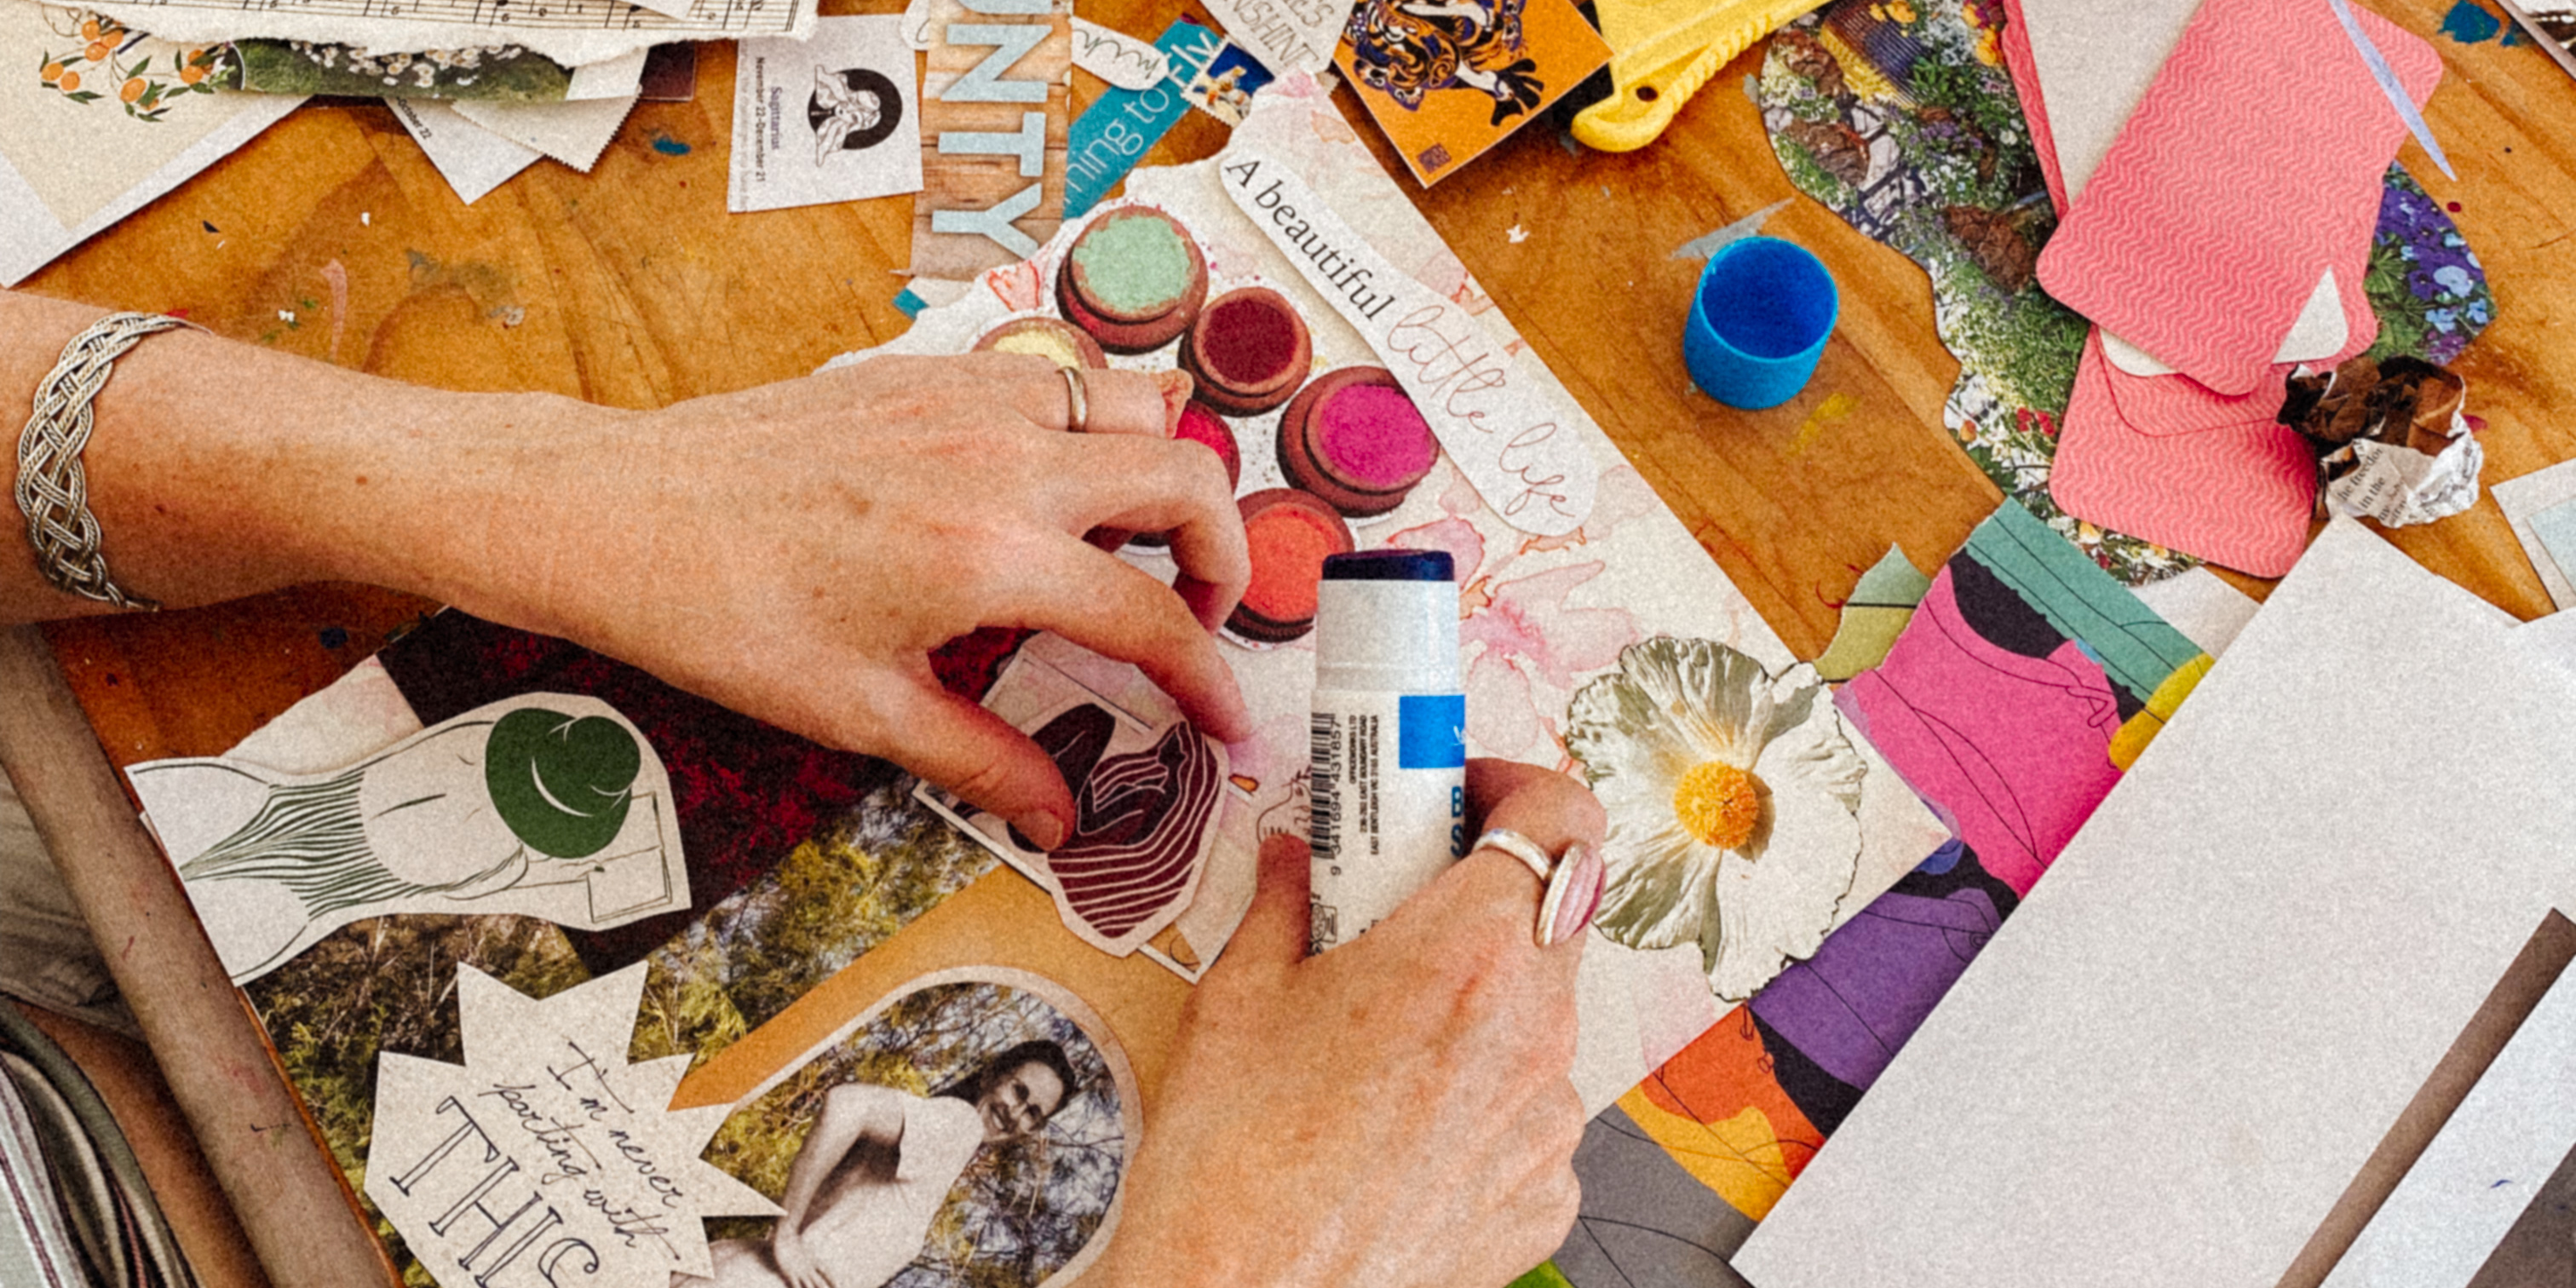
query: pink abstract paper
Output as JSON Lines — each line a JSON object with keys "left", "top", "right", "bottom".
{"left": 2033, "top": 0, "right": 2441, "bottom": 396}
{"left": 1833, "top": 569, "right": 2124, "bottom": 896}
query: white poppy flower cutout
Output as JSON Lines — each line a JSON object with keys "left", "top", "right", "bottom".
{"left": 1565, "top": 637, "right": 1865, "bottom": 1003}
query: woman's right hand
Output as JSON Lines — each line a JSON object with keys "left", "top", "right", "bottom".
{"left": 1095, "top": 760, "right": 1608, "bottom": 1288}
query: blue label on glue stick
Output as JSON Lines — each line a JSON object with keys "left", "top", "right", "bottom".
{"left": 1397, "top": 694, "right": 1466, "bottom": 769}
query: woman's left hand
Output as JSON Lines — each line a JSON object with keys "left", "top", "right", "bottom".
{"left": 354, "top": 354, "right": 1253, "bottom": 848}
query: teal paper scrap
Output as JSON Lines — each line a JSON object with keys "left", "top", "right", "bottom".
{"left": 1067, "top": 20, "right": 1219, "bottom": 217}
{"left": 1964, "top": 500, "right": 2204, "bottom": 702}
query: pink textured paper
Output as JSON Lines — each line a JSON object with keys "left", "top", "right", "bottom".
{"left": 1999, "top": 0, "right": 2383, "bottom": 390}
{"left": 2033, "top": 0, "right": 2441, "bottom": 396}
{"left": 2050, "top": 331, "right": 2319, "bottom": 577}
{"left": 1833, "top": 572, "right": 2124, "bottom": 897}
{"left": 1997, "top": 0, "right": 2069, "bottom": 211}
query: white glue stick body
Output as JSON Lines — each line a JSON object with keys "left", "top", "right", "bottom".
{"left": 1308, "top": 549, "right": 1465, "bottom": 952}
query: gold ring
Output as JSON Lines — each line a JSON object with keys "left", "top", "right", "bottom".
{"left": 1059, "top": 364, "right": 1090, "bottom": 433}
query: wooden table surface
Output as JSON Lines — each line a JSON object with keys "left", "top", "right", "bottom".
{"left": 9, "top": 1, "right": 2574, "bottom": 1282}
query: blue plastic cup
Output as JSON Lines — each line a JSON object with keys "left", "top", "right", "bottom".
{"left": 1685, "top": 235, "right": 1839, "bottom": 410}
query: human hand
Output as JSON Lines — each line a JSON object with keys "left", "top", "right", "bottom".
{"left": 1095, "top": 759, "right": 1608, "bottom": 1288}
{"left": 769, "top": 1225, "right": 826, "bottom": 1288}
{"left": 400, "top": 354, "right": 1251, "bottom": 848}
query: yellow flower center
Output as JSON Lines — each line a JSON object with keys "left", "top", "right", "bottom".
{"left": 1672, "top": 761, "right": 1763, "bottom": 852}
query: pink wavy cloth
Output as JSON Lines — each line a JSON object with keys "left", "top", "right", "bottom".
{"left": 1833, "top": 570, "right": 2125, "bottom": 896}
{"left": 2032, "top": 0, "right": 2441, "bottom": 396}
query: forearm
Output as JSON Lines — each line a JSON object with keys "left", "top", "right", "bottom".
{"left": 0, "top": 289, "right": 608, "bottom": 624}
{"left": 774, "top": 1091, "right": 875, "bottom": 1231}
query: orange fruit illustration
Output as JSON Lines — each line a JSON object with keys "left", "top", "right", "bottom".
{"left": 56, "top": 69, "right": 79, "bottom": 92}
{"left": 78, "top": 17, "right": 98, "bottom": 38}
{"left": 39, "top": 60, "right": 61, "bottom": 83}
{"left": 180, "top": 63, "right": 206, "bottom": 84}
{"left": 83, "top": 40, "right": 109, "bottom": 60}
{"left": 119, "top": 77, "right": 145, "bottom": 102}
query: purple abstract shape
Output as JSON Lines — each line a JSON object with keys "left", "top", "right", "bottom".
{"left": 1748, "top": 886, "right": 2001, "bottom": 1092}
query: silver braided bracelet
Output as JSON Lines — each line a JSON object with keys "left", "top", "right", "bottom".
{"left": 15, "top": 311, "right": 197, "bottom": 611}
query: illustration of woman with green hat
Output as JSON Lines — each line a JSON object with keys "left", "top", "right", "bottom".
{"left": 129, "top": 694, "right": 688, "bottom": 983}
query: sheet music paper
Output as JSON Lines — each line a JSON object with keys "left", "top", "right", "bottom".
{"left": 84, "top": 0, "right": 809, "bottom": 69}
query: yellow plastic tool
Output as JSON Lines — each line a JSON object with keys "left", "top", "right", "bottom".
{"left": 1571, "top": 0, "right": 1831, "bottom": 152}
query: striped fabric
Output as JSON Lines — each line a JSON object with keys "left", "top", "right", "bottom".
{"left": 0, "top": 1047, "right": 91, "bottom": 1287}
{"left": 0, "top": 1002, "right": 197, "bottom": 1288}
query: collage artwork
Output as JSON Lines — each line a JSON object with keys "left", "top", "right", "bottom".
{"left": 109, "top": 3, "right": 2508, "bottom": 1288}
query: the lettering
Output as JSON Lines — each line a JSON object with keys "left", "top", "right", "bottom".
{"left": 932, "top": 183, "right": 1045, "bottom": 256}
{"left": 388, "top": 1098, "right": 502, "bottom": 1198}
{"left": 480, "top": 1083, "right": 600, "bottom": 1186}
{"left": 922, "top": 0, "right": 1065, "bottom": 263}
{"left": 939, "top": 110, "right": 1049, "bottom": 175}
{"left": 941, "top": 22, "right": 1050, "bottom": 102}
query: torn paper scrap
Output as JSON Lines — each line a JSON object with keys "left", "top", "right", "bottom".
{"left": 683, "top": 967, "right": 1140, "bottom": 1288}
{"left": 917, "top": 653, "right": 1237, "bottom": 959}
{"left": 1337, "top": 0, "right": 1611, "bottom": 186}
{"left": 909, "top": 0, "right": 1072, "bottom": 277}
{"left": 390, "top": 96, "right": 542, "bottom": 204}
{"left": 129, "top": 694, "right": 689, "bottom": 983}
{"left": 1200, "top": 0, "right": 1354, "bottom": 73}
{"left": 221, "top": 40, "right": 646, "bottom": 101}
{"left": 1066, "top": 20, "right": 1209, "bottom": 216}
{"left": 2493, "top": 458, "right": 2576, "bottom": 611}
{"left": 366, "top": 963, "right": 777, "bottom": 1286}
{"left": 1566, "top": 638, "right": 1867, "bottom": 1004}
{"left": 1071, "top": 15, "right": 1170, "bottom": 90}
{"left": 0, "top": 3, "right": 303, "bottom": 286}
{"left": 1180, "top": 37, "right": 1276, "bottom": 126}
{"left": 453, "top": 92, "right": 638, "bottom": 172}
{"left": 83, "top": 0, "right": 810, "bottom": 69}
{"left": 732, "top": 16, "right": 922, "bottom": 213}
{"left": 1813, "top": 544, "right": 1929, "bottom": 682}
{"left": 1671, "top": 198, "right": 1791, "bottom": 262}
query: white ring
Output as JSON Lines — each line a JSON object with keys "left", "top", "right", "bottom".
{"left": 1059, "top": 363, "right": 1090, "bottom": 433}
{"left": 1473, "top": 827, "right": 1558, "bottom": 881}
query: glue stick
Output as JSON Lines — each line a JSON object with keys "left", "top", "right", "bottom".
{"left": 1307, "top": 549, "right": 1466, "bottom": 952}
